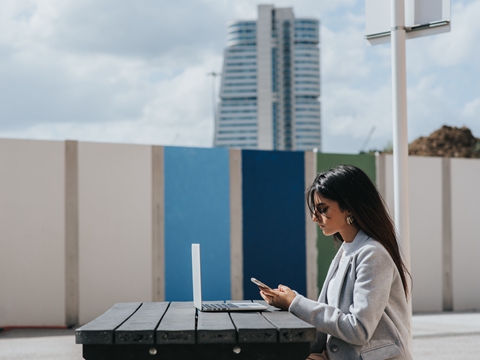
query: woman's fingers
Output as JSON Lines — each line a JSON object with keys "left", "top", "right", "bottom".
{"left": 259, "top": 287, "right": 295, "bottom": 309}
{"left": 259, "top": 290, "right": 270, "bottom": 299}
{"left": 278, "top": 284, "right": 291, "bottom": 292}
{"left": 260, "top": 288, "right": 277, "bottom": 296}
{"left": 259, "top": 290, "right": 275, "bottom": 305}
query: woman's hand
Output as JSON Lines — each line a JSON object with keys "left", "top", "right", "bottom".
{"left": 259, "top": 284, "right": 296, "bottom": 311}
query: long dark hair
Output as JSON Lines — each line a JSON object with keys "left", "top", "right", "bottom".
{"left": 306, "top": 165, "right": 411, "bottom": 298}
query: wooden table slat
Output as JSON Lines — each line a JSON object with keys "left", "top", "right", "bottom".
{"left": 156, "top": 301, "right": 196, "bottom": 344}
{"left": 261, "top": 311, "right": 316, "bottom": 343}
{"left": 115, "top": 302, "right": 169, "bottom": 345}
{"left": 230, "top": 312, "right": 278, "bottom": 343}
{"left": 227, "top": 300, "right": 278, "bottom": 343}
{"left": 75, "top": 302, "right": 142, "bottom": 344}
{"left": 253, "top": 300, "right": 316, "bottom": 343}
{"left": 197, "top": 304, "right": 236, "bottom": 344}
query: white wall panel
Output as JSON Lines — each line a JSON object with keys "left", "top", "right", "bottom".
{"left": 383, "top": 155, "right": 443, "bottom": 312}
{"left": 78, "top": 142, "right": 152, "bottom": 324}
{"left": 450, "top": 158, "right": 480, "bottom": 311}
{"left": 0, "top": 139, "right": 65, "bottom": 326}
{"left": 408, "top": 157, "right": 443, "bottom": 312}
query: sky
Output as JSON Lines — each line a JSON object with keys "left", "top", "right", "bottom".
{"left": 0, "top": 0, "right": 479, "bottom": 154}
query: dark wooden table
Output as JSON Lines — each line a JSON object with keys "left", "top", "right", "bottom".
{"left": 76, "top": 301, "right": 316, "bottom": 360}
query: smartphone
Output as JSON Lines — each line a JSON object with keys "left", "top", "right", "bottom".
{"left": 251, "top": 277, "right": 272, "bottom": 290}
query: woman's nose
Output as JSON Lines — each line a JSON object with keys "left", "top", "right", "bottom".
{"left": 312, "top": 212, "right": 324, "bottom": 224}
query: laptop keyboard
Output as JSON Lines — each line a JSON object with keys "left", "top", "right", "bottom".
{"left": 202, "top": 303, "right": 239, "bottom": 311}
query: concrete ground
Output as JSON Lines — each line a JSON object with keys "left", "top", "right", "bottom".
{"left": 1, "top": 312, "right": 479, "bottom": 360}
{"left": 412, "top": 312, "right": 480, "bottom": 360}
{"left": 0, "top": 329, "right": 82, "bottom": 360}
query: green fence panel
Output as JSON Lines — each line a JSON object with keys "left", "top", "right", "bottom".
{"left": 314, "top": 153, "right": 376, "bottom": 293}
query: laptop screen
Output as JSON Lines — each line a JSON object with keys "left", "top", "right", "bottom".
{"left": 191, "top": 244, "right": 202, "bottom": 309}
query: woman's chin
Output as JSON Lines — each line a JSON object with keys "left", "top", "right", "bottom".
{"left": 321, "top": 228, "right": 332, "bottom": 236}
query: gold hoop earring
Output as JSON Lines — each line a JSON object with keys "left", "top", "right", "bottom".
{"left": 347, "top": 215, "right": 354, "bottom": 225}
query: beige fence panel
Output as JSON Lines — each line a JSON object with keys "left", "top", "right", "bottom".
{"left": 0, "top": 139, "right": 65, "bottom": 326}
{"left": 78, "top": 142, "right": 152, "bottom": 325}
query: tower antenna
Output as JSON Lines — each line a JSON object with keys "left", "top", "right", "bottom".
{"left": 207, "top": 72, "right": 222, "bottom": 147}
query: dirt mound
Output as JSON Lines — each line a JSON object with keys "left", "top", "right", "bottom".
{"left": 409, "top": 125, "right": 480, "bottom": 158}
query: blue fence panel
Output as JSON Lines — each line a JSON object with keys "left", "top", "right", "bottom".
{"left": 164, "top": 147, "right": 231, "bottom": 301}
{"left": 242, "top": 150, "right": 306, "bottom": 299}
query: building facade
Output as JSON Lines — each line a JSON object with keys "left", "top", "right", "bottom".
{"left": 214, "top": 5, "right": 321, "bottom": 151}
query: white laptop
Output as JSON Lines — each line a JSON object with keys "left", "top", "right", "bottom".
{"left": 192, "top": 244, "right": 268, "bottom": 312}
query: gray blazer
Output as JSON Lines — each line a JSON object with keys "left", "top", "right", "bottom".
{"left": 289, "top": 230, "right": 412, "bottom": 360}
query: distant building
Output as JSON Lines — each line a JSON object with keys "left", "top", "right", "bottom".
{"left": 214, "top": 5, "right": 321, "bottom": 151}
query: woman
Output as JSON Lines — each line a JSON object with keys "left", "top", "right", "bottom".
{"left": 259, "top": 165, "right": 412, "bottom": 360}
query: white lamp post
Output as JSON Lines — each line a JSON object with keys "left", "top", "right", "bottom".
{"left": 365, "top": 0, "right": 450, "bottom": 274}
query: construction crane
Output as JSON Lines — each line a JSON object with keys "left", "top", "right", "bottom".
{"left": 360, "top": 126, "right": 376, "bottom": 153}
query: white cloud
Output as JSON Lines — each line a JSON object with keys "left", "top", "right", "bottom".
{"left": 428, "top": 0, "right": 480, "bottom": 67}
{"left": 225, "top": 0, "right": 358, "bottom": 20}
{"left": 407, "top": 75, "right": 455, "bottom": 138}
{"left": 322, "top": 82, "right": 393, "bottom": 152}
{"left": 399, "top": 0, "right": 480, "bottom": 141}
{"left": 0, "top": 51, "right": 222, "bottom": 146}
{"left": 0, "top": 0, "right": 479, "bottom": 152}
{"left": 0, "top": 0, "right": 224, "bottom": 135}
{"left": 406, "top": 0, "right": 480, "bottom": 75}
{"left": 322, "top": 22, "right": 372, "bottom": 86}
{"left": 463, "top": 97, "right": 480, "bottom": 119}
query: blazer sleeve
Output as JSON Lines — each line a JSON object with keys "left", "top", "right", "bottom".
{"left": 289, "top": 244, "right": 396, "bottom": 346}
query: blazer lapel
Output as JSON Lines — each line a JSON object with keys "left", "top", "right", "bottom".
{"left": 317, "top": 231, "right": 372, "bottom": 304}
{"left": 326, "top": 230, "right": 371, "bottom": 307}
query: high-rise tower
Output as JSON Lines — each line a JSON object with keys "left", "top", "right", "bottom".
{"left": 214, "top": 5, "right": 321, "bottom": 151}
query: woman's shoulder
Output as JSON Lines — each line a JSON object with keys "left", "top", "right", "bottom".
{"left": 363, "top": 237, "right": 388, "bottom": 252}
{"left": 351, "top": 234, "right": 394, "bottom": 265}
{"left": 347, "top": 230, "right": 387, "bottom": 253}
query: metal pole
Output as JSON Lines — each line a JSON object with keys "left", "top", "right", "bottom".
{"left": 391, "top": 0, "right": 412, "bottom": 334}
{"left": 391, "top": 0, "right": 410, "bottom": 265}
{"left": 211, "top": 73, "right": 216, "bottom": 127}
